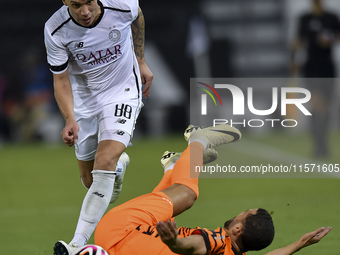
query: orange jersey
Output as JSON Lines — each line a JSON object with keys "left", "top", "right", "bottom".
{"left": 112, "top": 225, "right": 245, "bottom": 255}
{"left": 96, "top": 192, "right": 245, "bottom": 255}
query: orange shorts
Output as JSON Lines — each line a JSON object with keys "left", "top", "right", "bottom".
{"left": 95, "top": 192, "right": 173, "bottom": 255}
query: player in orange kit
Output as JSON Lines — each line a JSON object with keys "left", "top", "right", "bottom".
{"left": 95, "top": 124, "right": 331, "bottom": 255}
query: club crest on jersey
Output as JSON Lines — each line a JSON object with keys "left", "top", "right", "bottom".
{"left": 109, "top": 29, "right": 121, "bottom": 42}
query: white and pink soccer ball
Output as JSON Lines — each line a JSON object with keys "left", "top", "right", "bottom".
{"left": 71, "top": 245, "right": 109, "bottom": 255}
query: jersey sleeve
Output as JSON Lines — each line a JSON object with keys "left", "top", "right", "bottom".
{"left": 107, "top": 0, "right": 139, "bottom": 21}
{"left": 123, "top": 0, "right": 139, "bottom": 20}
{"left": 44, "top": 23, "right": 69, "bottom": 74}
{"left": 177, "top": 227, "right": 228, "bottom": 255}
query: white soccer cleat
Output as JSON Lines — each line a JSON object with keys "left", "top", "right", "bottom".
{"left": 184, "top": 125, "right": 201, "bottom": 142}
{"left": 184, "top": 124, "right": 241, "bottom": 148}
{"left": 53, "top": 241, "right": 79, "bottom": 255}
{"left": 202, "top": 146, "right": 219, "bottom": 164}
{"left": 110, "top": 152, "right": 130, "bottom": 203}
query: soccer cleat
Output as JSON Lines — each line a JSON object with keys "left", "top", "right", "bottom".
{"left": 202, "top": 145, "right": 219, "bottom": 164}
{"left": 184, "top": 125, "right": 201, "bottom": 142}
{"left": 161, "top": 151, "right": 182, "bottom": 169}
{"left": 53, "top": 241, "right": 78, "bottom": 255}
{"left": 184, "top": 124, "right": 241, "bottom": 148}
{"left": 110, "top": 152, "right": 130, "bottom": 203}
{"left": 161, "top": 147, "right": 219, "bottom": 168}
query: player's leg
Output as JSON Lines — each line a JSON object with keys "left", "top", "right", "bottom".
{"left": 152, "top": 170, "right": 173, "bottom": 193}
{"left": 161, "top": 142, "right": 203, "bottom": 216}
{"left": 152, "top": 147, "right": 219, "bottom": 193}
{"left": 69, "top": 128, "right": 131, "bottom": 247}
{"left": 97, "top": 98, "right": 142, "bottom": 202}
{"left": 162, "top": 124, "right": 241, "bottom": 217}
{"left": 152, "top": 151, "right": 181, "bottom": 193}
{"left": 70, "top": 99, "right": 140, "bottom": 250}
{"left": 66, "top": 140, "right": 124, "bottom": 242}
{"left": 309, "top": 80, "right": 332, "bottom": 157}
{"left": 53, "top": 119, "right": 131, "bottom": 255}
{"left": 54, "top": 116, "right": 101, "bottom": 255}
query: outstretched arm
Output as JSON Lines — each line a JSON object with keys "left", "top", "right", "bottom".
{"left": 156, "top": 221, "right": 207, "bottom": 255}
{"left": 131, "top": 7, "right": 153, "bottom": 98}
{"left": 264, "top": 227, "right": 332, "bottom": 255}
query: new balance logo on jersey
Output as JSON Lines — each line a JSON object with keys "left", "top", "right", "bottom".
{"left": 92, "top": 192, "right": 104, "bottom": 198}
{"left": 114, "top": 130, "right": 125, "bottom": 136}
{"left": 75, "top": 42, "right": 84, "bottom": 48}
{"left": 115, "top": 118, "right": 127, "bottom": 124}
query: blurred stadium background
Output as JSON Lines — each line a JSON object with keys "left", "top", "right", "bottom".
{"left": 1, "top": 0, "right": 340, "bottom": 254}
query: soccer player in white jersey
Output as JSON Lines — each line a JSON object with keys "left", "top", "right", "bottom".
{"left": 44, "top": 0, "right": 153, "bottom": 254}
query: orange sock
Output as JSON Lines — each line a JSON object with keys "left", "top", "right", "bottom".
{"left": 152, "top": 170, "right": 173, "bottom": 193}
{"left": 170, "top": 142, "right": 203, "bottom": 198}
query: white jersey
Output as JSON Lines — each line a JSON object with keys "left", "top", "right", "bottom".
{"left": 44, "top": 0, "right": 142, "bottom": 117}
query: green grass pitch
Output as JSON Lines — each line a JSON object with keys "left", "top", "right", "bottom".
{"left": 0, "top": 130, "right": 339, "bottom": 255}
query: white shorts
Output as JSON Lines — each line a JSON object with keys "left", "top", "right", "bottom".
{"left": 74, "top": 99, "right": 143, "bottom": 161}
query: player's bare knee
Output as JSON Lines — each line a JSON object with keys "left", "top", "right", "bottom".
{"left": 185, "top": 189, "right": 197, "bottom": 209}
{"left": 94, "top": 151, "right": 119, "bottom": 171}
{"left": 178, "top": 185, "right": 197, "bottom": 209}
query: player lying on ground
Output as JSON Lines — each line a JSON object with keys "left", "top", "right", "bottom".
{"left": 95, "top": 124, "right": 331, "bottom": 255}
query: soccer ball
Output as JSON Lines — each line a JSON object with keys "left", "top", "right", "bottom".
{"left": 71, "top": 245, "right": 109, "bottom": 255}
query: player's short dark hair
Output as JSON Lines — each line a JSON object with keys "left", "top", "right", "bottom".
{"left": 239, "top": 208, "right": 275, "bottom": 252}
